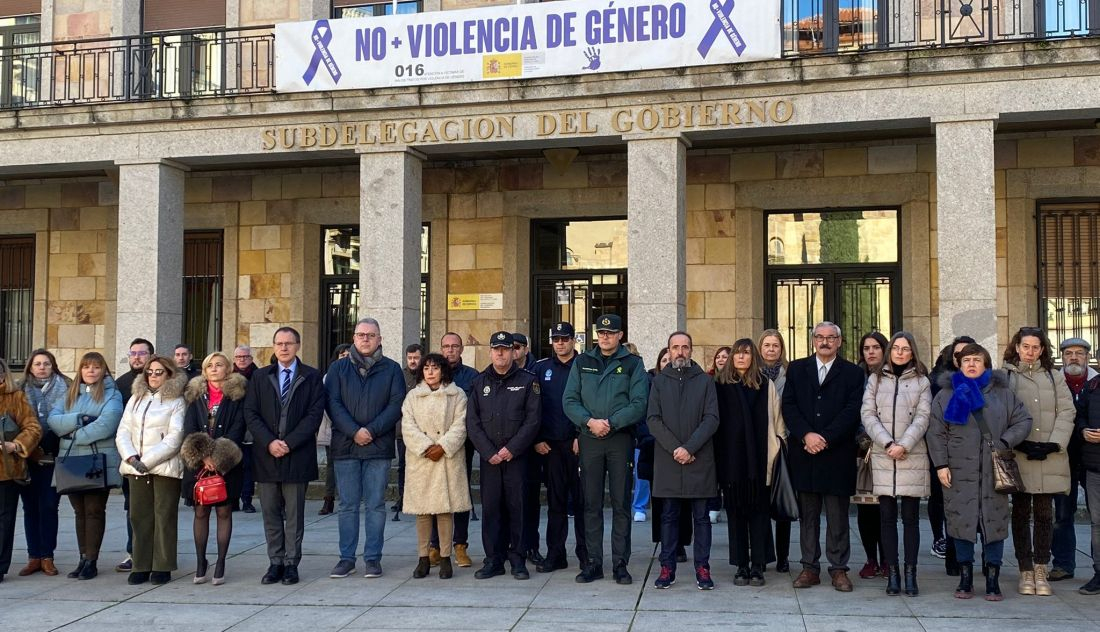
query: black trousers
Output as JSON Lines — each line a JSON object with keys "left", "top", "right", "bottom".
{"left": 879, "top": 495, "right": 920, "bottom": 566}
{"left": 542, "top": 438, "right": 587, "bottom": 564}
{"left": 0, "top": 481, "right": 19, "bottom": 575}
{"left": 857, "top": 503, "right": 885, "bottom": 564}
{"left": 660, "top": 497, "right": 711, "bottom": 571}
{"left": 774, "top": 519, "right": 791, "bottom": 564}
{"left": 480, "top": 457, "right": 526, "bottom": 568}
{"left": 798, "top": 492, "right": 851, "bottom": 573}
{"left": 432, "top": 439, "right": 475, "bottom": 547}
{"left": 522, "top": 449, "right": 546, "bottom": 552}
{"left": 727, "top": 486, "right": 771, "bottom": 569}
{"left": 579, "top": 432, "right": 634, "bottom": 567}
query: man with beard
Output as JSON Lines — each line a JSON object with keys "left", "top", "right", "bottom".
{"left": 112, "top": 337, "right": 153, "bottom": 573}
{"left": 1050, "top": 338, "right": 1098, "bottom": 581}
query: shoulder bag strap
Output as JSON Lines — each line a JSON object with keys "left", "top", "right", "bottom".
{"left": 971, "top": 407, "right": 996, "bottom": 448}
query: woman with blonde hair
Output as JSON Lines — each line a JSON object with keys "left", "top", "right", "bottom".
{"left": 757, "top": 329, "right": 791, "bottom": 572}
{"left": 47, "top": 351, "right": 124, "bottom": 580}
{"left": 116, "top": 355, "right": 187, "bottom": 585}
{"left": 180, "top": 352, "right": 246, "bottom": 585}
{"left": 0, "top": 358, "right": 42, "bottom": 583}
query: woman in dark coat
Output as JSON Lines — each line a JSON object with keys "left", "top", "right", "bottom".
{"left": 928, "top": 342, "right": 1032, "bottom": 601}
{"left": 180, "top": 352, "right": 246, "bottom": 585}
{"left": 855, "top": 331, "right": 889, "bottom": 580}
{"left": 714, "top": 339, "right": 787, "bottom": 586}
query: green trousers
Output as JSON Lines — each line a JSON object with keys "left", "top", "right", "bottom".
{"left": 127, "top": 474, "right": 181, "bottom": 572}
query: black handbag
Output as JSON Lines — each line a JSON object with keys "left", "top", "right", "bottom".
{"left": 0, "top": 414, "right": 30, "bottom": 486}
{"left": 770, "top": 441, "right": 800, "bottom": 521}
{"left": 54, "top": 436, "right": 110, "bottom": 495}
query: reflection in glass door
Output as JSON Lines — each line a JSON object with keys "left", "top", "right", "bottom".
{"left": 532, "top": 274, "right": 627, "bottom": 359}
{"left": 774, "top": 275, "right": 826, "bottom": 361}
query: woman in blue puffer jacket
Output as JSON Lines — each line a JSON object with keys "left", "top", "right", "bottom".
{"left": 47, "top": 351, "right": 124, "bottom": 581}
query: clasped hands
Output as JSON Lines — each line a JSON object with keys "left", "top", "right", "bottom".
{"left": 586, "top": 418, "right": 611, "bottom": 438}
{"left": 672, "top": 447, "right": 695, "bottom": 465}
{"left": 488, "top": 446, "right": 513, "bottom": 465}
{"left": 267, "top": 439, "right": 290, "bottom": 457}
{"left": 803, "top": 432, "right": 828, "bottom": 454}
{"left": 424, "top": 444, "right": 445, "bottom": 462}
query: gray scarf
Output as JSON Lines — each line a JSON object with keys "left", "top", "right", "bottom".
{"left": 347, "top": 346, "right": 384, "bottom": 376}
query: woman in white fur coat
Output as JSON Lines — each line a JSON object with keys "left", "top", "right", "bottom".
{"left": 401, "top": 352, "right": 470, "bottom": 580}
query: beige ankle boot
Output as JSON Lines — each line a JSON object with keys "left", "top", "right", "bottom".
{"left": 1034, "top": 565, "right": 1052, "bottom": 596}
{"left": 1018, "top": 570, "right": 1036, "bottom": 595}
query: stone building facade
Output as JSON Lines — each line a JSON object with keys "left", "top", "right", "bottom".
{"left": 1, "top": 0, "right": 1099, "bottom": 374}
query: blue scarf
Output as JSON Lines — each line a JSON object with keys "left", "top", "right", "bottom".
{"left": 944, "top": 369, "right": 992, "bottom": 425}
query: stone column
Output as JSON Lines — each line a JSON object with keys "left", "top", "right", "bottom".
{"left": 114, "top": 159, "right": 186, "bottom": 373}
{"left": 359, "top": 149, "right": 424, "bottom": 361}
{"left": 627, "top": 135, "right": 688, "bottom": 364}
{"left": 934, "top": 115, "right": 998, "bottom": 353}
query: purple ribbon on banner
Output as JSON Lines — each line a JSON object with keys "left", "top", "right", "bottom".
{"left": 697, "top": 0, "right": 748, "bottom": 58}
{"left": 302, "top": 20, "right": 342, "bottom": 86}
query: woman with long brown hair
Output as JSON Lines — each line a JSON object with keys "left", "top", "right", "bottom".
{"left": 47, "top": 351, "right": 124, "bottom": 580}
{"left": 714, "top": 338, "right": 787, "bottom": 586}
{"left": 0, "top": 358, "right": 41, "bottom": 584}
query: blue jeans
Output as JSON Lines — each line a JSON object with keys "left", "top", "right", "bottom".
{"left": 953, "top": 537, "right": 1004, "bottom": 566}
{"left": 335, "top": 458, "right": 390, "bottom": 563}
{"left": 632, "top": 449, "right": 650, "bottom": 514}
{"left": 1051, "top": 473, "right": 1082, "bottom": 572}
{"left": 18, "top": 462, "right": 60, "bottom": 559}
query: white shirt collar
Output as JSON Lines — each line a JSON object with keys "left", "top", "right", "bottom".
{"left": 815, "top": 356, "right": 836, "bottom": 374}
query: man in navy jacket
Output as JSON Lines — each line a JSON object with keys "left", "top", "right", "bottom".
{"left": 324, "top": 317, "right": 406, "bottom": 580}
{"left": 243, "top": 326, "right": 326, "bottom": 586}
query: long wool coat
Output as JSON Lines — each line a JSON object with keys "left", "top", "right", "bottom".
{"left": 400, "top": 382, "right": 471, "bottom": 515}
{"left": 927, "top": 371, "right": 1033, "bottom": 543}
{"left": 646, "top": 361, "right": 720, "bottom": 499}
{"left": 861, "top": 365, "right": 933, "bottom": 498}
{"left": 1004, "top": 362, "right": 1075, "bottom": 494}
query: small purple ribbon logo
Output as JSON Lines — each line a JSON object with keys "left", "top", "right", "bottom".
{"left": 303, "top": 20, "right": 342, "bottom": 86}
{"left": 698, "top": 0, "right": 747, "bottom": 58}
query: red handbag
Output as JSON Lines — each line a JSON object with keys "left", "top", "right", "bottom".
{"left": 193, "top": 468, "right": 228, "bottom": 506}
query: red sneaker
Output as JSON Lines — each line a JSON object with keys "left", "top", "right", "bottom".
{"left": 858, "top": 562, "right": 878, "bottom": 579}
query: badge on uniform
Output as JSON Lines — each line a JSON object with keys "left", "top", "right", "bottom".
{"left": 483, "top": 385, "right": 491, "bottom": 396}
{"left": 544, "top": 369, "right": 552, "bottom": 381}
{"left": 532, "top": 383, "right": 541, "bottom": 395}
{"left": 616, "top": 366, "right": 623, "bottom": 374}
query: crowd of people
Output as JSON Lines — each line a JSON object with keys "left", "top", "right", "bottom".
{"left": 1, "top": 317, "right": 1099, "bottom": 602}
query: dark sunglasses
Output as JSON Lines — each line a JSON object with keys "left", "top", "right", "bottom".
{"left": 145, "top": 369, "right": 167, "bottom": 377}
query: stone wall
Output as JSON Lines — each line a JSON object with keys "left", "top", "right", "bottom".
{"left": 51, "top": 0, "right": 112, "bottom": 40}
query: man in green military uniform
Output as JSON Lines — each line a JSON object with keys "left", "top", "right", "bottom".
{"left": 563, "top": 314, "right": 650, "bottom": 584}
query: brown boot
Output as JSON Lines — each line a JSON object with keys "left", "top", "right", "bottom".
{"left": 41, "top": 558, "right": 59, "bottom": 576}
{"left": 793, "top": 569, "right": 820, "bottom": 588}
{"left": 454, "top": 543, "right": 472, "bottom": 568}
{"left": 830, "top": 569, "right": 854, "bottom": 592}
{"left": 318, "top": 497, "right": 335, "bottom": 515}
{"left": 428, "top": 546, "right": 442, "bottom": 567}
{"left": 18, "top": 558, "right": 41, "bottom": 576}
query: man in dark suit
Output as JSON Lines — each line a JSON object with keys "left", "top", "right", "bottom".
{"left": 781, "top": 321, "right": 865, "bottom": 592}
{"left": 243, "top": 326, "right": 326, "bottom": 586}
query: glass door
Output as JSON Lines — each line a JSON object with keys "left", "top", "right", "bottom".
{"left": 532, "top": 273, "right": 627, "bottom": 359}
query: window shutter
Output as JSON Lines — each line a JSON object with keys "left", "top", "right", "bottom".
{"left": 143, "top": 0, "right": 226, "bottom": 32}
{"left": 0, "top": 1, "right": 41, "bottom": 18}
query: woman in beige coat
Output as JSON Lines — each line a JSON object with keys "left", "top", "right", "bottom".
{"left": 1002, "top": 327, "right": 1075, "bottom": 597}
{"left": 401, "top": 353, "right": 470, "bottom": 580}
{"left": 861, "top": 332, "right": 932, "bottom": 597}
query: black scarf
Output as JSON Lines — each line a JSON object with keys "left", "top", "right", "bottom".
{"left": 716, "top": 381, "right": 767, "bottom": 507}
{"left": 761, "top": 362, "right": 781, "bottom": 382}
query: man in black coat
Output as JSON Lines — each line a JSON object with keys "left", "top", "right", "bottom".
{"left": 243, "top": 327, "right": 326, "bottom": 586}
{"left": 467, "top": 332, "right": 541, "bottom": 580}
{"left": 781, "top": 321, "right": 864, "bottom": 592}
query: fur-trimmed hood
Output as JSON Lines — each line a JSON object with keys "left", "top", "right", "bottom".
{"left": 180, "top": 432, "right": 243, "bottom": 473}
{"left": 131, "top": 369, "right": 189, "bottom": 402}
{"left": 185, "top": 373, "right": 247, "bottom": 404}
{"left": 935, "top": 368, "right": 1009, "bottom": 391}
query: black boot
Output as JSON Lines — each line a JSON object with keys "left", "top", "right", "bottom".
{"left": 439, "top": 558, "right": 453, "bottom": 579}
{"left": 886, "top": 565, "right": 901, "bottom": 596}
{"left": 945, "top": 539, "right": 960, "bottom": 576}
{"left": 413, "top": 556, "right": 430, "bottom": 579}
{"left": 67, "top": 556, "right": 87, "bottom": 579}
{"left": 904, "top": 564, "right": 918, "bottom": 596}
{"left": 955, "top": 563, "right": 974, "bottom": 599}
{"left": 985, "top": 564, "right": 1003, "bottom": 601}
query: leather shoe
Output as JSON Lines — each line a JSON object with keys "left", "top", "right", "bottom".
{"left": 41, "top": 558, "right": 59, "bottom": 576}
{"left": 18, "top": 558, "right": 41, "bottom": 576}
{"left": 526, "top": 550, "right": 546, "bottom": 567}
{"left": 512, "top": 563, "right": 531, "bottom": 580}
{"left": 830, "top": 569, "right": 854, "bottom": 592}
{"left": 474, "top": 562, "right": 505, "bottom": 579}
{"left": 536, "top": 558, "right": 568, "bottom": 573}
{"left": 575, "top": 563, "right": 604, "bottom": 583}
{"left": 793, "top": 569, "right": 821, "bottom": 588}
{"left": 281, "top": 565, "right": 299, "bottom": 585}
{"left": 261, "top": 564, "right": 285, "bottom": 585}
{"left": 612, "top": 561, "right": 632, "bottom": 585}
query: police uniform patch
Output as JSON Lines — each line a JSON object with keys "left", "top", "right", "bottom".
{"left": 601, "top": 318, "right": 610, "bottom": 326}
{"left": 616, "top": 366, "right": 623, "bottom": 374}
{"left": 544, "top": 369, "right": 553, "bottom": 381}
{"left": 532, "top": 383, "right": 541, "bottom": 395}
{"left": 483, "top": 385, "right": 491, "bottom": 396}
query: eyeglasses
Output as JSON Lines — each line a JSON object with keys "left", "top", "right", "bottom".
{"left": 813, "top": 335, "right": 840, "bottom": 342}
{"left": 144, "top": 369, "right": 166, "bottom": 377}
{"left": 891, "top": 346, "right": 913, "bottom": 353}
{"left": 234, "top": 355, "right": 252, "bottom": 359}
{"left": 550, "top": 336, "right": 573, "bottom": 342}
{"left": 353, "top": 332, "right": 379, "bottom": 340}
{"left": 128, "top": 350, "right": 149, "bottom": 357}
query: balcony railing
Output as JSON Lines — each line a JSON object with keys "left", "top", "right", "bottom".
{"left": 783, "top": 0, "right": 1099, "bottom": 55}
{"left": 0, "top": 5, "right": 1097, "bottom": 112}
{"left": 0, "top": 25, "right": 274, "bottom": 110}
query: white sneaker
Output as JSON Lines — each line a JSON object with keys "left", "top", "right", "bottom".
{"left": 708, "top": 511, "right": 720, "bottom": 524}
{"left": 633, "top": 512, "right": 646, "bottom": 522}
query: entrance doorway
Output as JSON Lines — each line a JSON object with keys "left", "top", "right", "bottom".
{"left": 765, "top": 209, "right": 901, "bottom": 362}
{"left": 530, "top": 219, "right": 628, "bottom": 359}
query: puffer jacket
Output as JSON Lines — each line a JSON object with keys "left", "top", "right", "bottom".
{"left": 116, "top": 371, "right": 187, "bottom": 479}
{"left": 861, "top": 365, "right": 932, "bottom": 498}
{"left": 48, "top": 376, "right": 125, "bottom": 488}
{"left": 1004, "top": 362, "right": 1075, "bottom": 494}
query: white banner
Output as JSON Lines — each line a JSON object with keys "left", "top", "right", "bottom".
{"left": 275, "top": 0, "right": 780, "bottom": 93}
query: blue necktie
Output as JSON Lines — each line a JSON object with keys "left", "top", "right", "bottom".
{"left": 280, "top": 368, "right": 292, "bottom": 403}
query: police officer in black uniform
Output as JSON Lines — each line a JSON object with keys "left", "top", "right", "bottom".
{"left": 528, "top": 322, "right": 588, "bottom": 572}
{"left": 468, "top": 332, "right": 541, "bottom": 580}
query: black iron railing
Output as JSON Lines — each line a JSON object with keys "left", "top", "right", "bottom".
{"left": 0, "top": 25, "right": 274, "bottom": 110}
{"left": 782, "top": 0, "right": 1099, "bottom": 55}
